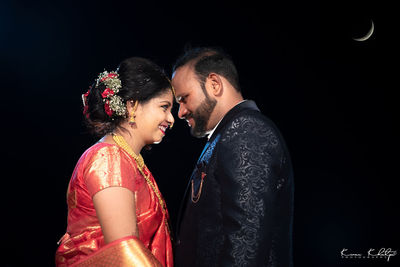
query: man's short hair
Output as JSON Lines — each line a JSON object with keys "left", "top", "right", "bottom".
{"left": 173, "top": 46, "right": 241, "bottom": 92}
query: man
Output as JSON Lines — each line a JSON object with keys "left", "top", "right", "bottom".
{"left": 171, "top": 47, "right": 294, "bottom": 267}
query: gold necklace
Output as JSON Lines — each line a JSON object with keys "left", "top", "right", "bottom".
{"left": 112, "top": 134, "right": 145, "bottom": 169}
{"left": 112, "top": 134, "right": 171, "bottom": 235}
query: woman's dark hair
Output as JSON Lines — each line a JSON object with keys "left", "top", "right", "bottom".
{"left": 172, "top": 46, "right": 241, "bottom": 93}
{"left": 84, "top": 57, "right": 171, "bottom": 136}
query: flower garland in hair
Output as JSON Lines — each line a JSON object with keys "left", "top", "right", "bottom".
{"left": 97, "top": 70, "right": 126, "bottom": 117}
{"left": 82, "top": 70, "right": 127, "bottom": 119}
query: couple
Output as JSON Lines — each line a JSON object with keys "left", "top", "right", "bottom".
{"left": 55, "top": 47, "right": 294, "bottom": 267}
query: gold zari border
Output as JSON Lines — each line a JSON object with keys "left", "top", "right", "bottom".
{"left": 71, "top": 237, "right": 162, "bottom": 267}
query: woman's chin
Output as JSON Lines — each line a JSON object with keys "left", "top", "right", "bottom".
{"left": 153, "top": 137, "right": 164, "bottom": 144}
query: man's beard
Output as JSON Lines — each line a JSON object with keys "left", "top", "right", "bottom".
{"left": 189, "top": 95, "right": 217, "bottom": 138}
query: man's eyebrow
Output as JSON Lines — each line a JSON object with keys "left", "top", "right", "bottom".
{"left": 175, "top": 95, "right": 182, "bottom": 103}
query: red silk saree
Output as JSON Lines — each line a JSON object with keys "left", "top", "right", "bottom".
{"left": 56, "top": 143, "right": 173, "bottom": 266}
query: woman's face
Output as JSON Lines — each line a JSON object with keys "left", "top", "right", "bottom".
{"left": 135, "top": 90, "right": 175, "bottom": 144}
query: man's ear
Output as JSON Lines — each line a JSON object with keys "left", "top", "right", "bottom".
{"left": 206, "top": 73, "right": 223, "bottom": 96}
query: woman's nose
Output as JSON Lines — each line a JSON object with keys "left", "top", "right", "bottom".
{"left": 168, "top": 110, "right": 175, "bottom": 124}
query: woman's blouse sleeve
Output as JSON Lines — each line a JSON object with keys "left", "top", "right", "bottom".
{"left": 84, "top": 145, "right": 139, "bottom": 197}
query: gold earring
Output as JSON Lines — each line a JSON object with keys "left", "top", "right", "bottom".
{"left": 129, "top": 111, "right": 136, "bottom": 125}
{"left": 129, "top": 100, "right": 138, "bottom": 126}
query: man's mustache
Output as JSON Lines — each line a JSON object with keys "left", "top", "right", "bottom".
{"left": 184, "top": 113, "right": 193, "bottom": 120}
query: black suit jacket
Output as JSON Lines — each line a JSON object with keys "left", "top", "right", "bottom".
{"left": 175, "top": 100, "right": 294, "bottom": 267}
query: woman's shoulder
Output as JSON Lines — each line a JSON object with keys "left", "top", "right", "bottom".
{"left": 78, "top": 142, "right": 127, "bottom": 167}
{"left": 86, "top": 142, "right": 120, "bottom": 156}
{"left": 79, "top": 142, "right": 141, "bottom": 196}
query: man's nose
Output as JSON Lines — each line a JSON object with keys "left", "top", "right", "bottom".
{"left": 178, "top": 103, "right": 188, "bottom": 119}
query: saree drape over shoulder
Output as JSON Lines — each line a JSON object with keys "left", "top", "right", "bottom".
{"left": 56, "top": 143, "right": 173, "bottom": 267}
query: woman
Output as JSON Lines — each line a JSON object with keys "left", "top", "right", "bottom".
{"left": 55, "top": 57, "right": 174, "bottom": 267}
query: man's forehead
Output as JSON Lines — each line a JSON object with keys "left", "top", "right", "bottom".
{"left": 171, "top": 65, "right": 197, "bottom": 102}
{"left": 172, "top": 67, "right": 191, "bottom": 88}
{"left": 171, "top": 70, "right": 178, "bottom": 80}
{"left": 172, "top": 64, "right": 195, "bottom": 80}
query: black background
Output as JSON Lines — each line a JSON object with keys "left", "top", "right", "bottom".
{"left": 1, "top": 0, "right": 398, "bottom": 266}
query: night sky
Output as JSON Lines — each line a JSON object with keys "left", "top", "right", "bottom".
{"left": 1, "top": 0, "right": 398, "bottom": 266}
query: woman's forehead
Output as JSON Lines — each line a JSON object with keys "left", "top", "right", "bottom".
{"left": 152, "top": 90, "right": 174, "bottom": 102}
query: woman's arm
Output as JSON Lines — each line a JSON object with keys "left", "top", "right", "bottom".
{"left": 93, "top": 186, "right": 138, "bottom": 244}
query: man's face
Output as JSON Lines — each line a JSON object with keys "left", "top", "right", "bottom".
{"left": 171, "top": 66, "right": 217, "bottom": 138}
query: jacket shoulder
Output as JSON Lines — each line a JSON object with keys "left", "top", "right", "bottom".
{"left": 219, "top": 110, "right": 282, "bottom": 148}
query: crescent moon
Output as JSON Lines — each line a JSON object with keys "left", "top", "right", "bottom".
{"left": 353, "top": 20, "right": 374, "bottom": 41}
